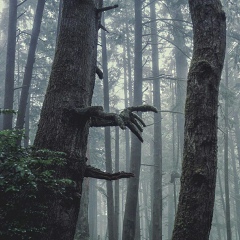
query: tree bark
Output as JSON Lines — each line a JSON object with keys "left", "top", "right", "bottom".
{"left": 3, "top": 0, "right": 17, "bottom": 130}
{"left": 172, "top": 1, "right": 226, "bottom": 239}
{"left": 33, "top": 1, "right": 102, "bottom": 239}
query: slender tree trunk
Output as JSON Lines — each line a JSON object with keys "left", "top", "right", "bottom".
{"left": 214, "top": 207, "right": 222, "bottom": 240}
{"left": 101, "top": 14, "right": 115, "bottom": 240}
{"left": 142, "top": 182, "right": 150, "bottom": 240}
{"left": 167, "top": 184, "right": 174, "bottom": 240}
{"left": 233, "top": 112, "right": 240, "bottom": 167}
{"left": 224, "top": 58, "right": 232, "bottom": 240}
{"left": 229, "top": 136, "right": 240, "bottom": 239}
{"left": 56, "top": 0, "right": 63, "bottom": 42}
{"left": 134, "top": 201, "right": 141, "bottom": 240}
{"left": 74, "top": 179, "right": 90, "bottom": 240}
{"left": 89, "top": 178, "right": 98, "bottom": 240}
{"left": 218, "top": 169, "right": 226, "bottom": 216}
{"left": 23, "top": 95, "right": 30, "bottom": 147}
{"left": 115, "top": 126, "right": 120, "bottom": 240}
{"left": 3, "top": 0, "right": 17, "bottom": 130}
{"left": 172, "top": 1, "right": 226, "bottom": 239}
{"left": 171, "top": 2, "right": 188, "bottom": 160}
{"left": 15, "top": 0, "right": 45, "bottom": 140}
{"left": 150, "top": 1, "right": 163, "bottom": 239}
{"left": 123, "top": 46, "right": 130, "bottom": 172}
{"left": 122, "top": 0, "right": 142, "bottom": 239}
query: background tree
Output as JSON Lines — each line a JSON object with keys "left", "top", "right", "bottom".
{"left": 3, "top": 0, "right": 17, "bottom": 130}
{"left": 172, "top": 0, "right": 226, "bottom": 239}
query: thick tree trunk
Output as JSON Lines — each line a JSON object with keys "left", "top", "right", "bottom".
{"left": 33, "top": 1, "right": 102, "bottom": 239}
{"left": 3, "top": 0, "right": 17, "bottom": 130}
{"left": 172, "top": 1, "right": 226, "bottom": 239}
{"left": 150, "top": 1, "right": 163, "bottom": 239}
{"left": 15, "top": 0, "right": 45, "bottom": 140}
{"left": 122, "top": 0, "right": 142, "bottom": 239}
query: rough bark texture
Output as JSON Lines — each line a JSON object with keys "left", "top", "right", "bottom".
{"left": 172, "top": 1, "right": 226, "bottom": 239}
{"left": 33, "top": 1, "right": 101, "bottom": 239}
{"left": 3, "top": 0, "right": 17, "bottom": 130}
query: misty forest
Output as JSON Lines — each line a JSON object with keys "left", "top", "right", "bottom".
{"left": 1, "top": 0, "right": 239, "bottom": 239}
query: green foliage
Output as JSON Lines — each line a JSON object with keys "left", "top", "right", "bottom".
{"left": 0, "top": 130, "right": 72, "bottom": 240}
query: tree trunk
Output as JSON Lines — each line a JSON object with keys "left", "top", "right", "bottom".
{"left": 224, "top": 57, "right": 232, "bottom": 240}
{"left": 89, "top": 178, "right": 98, "bottom": 240}
{"left": 23, "top": 95, "right": 30, "bottom": 147}
{"left": 74, "top": 179, "right": 90, "bottom": 240}
{"left": 172, "top": 1, "right": 226, "bottom": 239}
{"left": 15, "top": 0, "right": 45, "bottom": 140}
{"left": 233, "top": 112, "right": 240, "bottom": 167}
{"left": 101, "top": 13, "right": 115, "bottom": 240}
{"left": 229, "top": 136, "right": 240, "bottom": 239}
{"left": 150, "top": 1, "right": 163, "bottom": 239}
{"left": 115, "top": 126, "right": 120, "bottom": 240}
{"left": 171, "top": 2, "right": 188, "bottom": 161}
{"left": 3, "top": 0, "right": 17, "bottom": 130}
{"left": 33, "top": 1, "right": 102, "bottom": 239}
{"left": 122, "top": 0, "right": 142, "bottom": 239}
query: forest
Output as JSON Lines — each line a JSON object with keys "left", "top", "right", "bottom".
{"left": 0, "top": 0, "right": 238, "bottom": 239}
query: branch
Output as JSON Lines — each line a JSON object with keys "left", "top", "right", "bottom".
{"left": 17, "top": 0, "right": 28, "bottom": 8}
{"left": 96, "top": 66, "right": 103, "bottom": 79}
{"left": 17, "top": 11, "right": 27, "bottom": 19}
{"left": 99, "top": 24, "right": 109, "bottom": 33}
{"left": 84, "top": 165, "right": 134, "bottom": 180}
{"left": 90, "top": 105, "right": 158, "bottom": 142}
{"left": 97, "top": 4, "right": 118, "bottom": 13}
{"left": 64, "top": 105, "right": 157, "bottom": 142}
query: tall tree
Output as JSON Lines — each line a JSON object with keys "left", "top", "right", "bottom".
{"left": 3, "top": 0, "right": 17, "bottom": 129}
{"left": 115, "top": 125, "right": 120, "bottom": 240}
{"left": 33, "top": 1, "right": 156, "bottom": 239}
{"left": 172, "top": 0, "right": 226, "bottom": 239}
{"left": 122, "top": 0, "right": 143, "bottom": 239}
{"left": 150, "top": 0, "right": 163, "bottom": 239}
{"left": 101, "top": 13, "right": 115, "bottom": 240}
{"left": 15, "top": 0, "right": 46, "bottom": 140}
{"left": 224, "top": 58, "right": 232, "bottom": 240}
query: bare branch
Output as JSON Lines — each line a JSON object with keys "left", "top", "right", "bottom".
{"left": 17, "top": 0, "right": 28, "bottom": 8}
{"left": 99, "top": 24, "right": 109, "bottom": 33}
{"left": 96, "top": 66, "right": 103, "bottom": 79}
{"left": 84, "top": 165, "right": 134, "bottom": 180}
{"left": 97, "top": 4, "right": 118, "bottom": 13}
{"left": 17, "top": 11, "right": 27, "bottom": 19}
{"left": 64, "top": 104, "right": 157, "bottom": 142}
